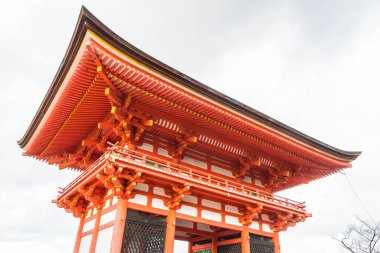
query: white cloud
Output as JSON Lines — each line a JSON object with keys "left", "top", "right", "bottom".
{"left": 1, "top": 1, "right": 380, "bottom": 252}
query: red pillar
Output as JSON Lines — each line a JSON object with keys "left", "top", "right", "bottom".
{"left": 188, "top": 241, "right": 192, "bottom": 253}
{"left": 89, "top": 207, "right": 102, "bottom": 253}
{"left": 241, "top": 225, "right": 250, "bottom": 253}
{"left": 212, "top": 236, "right": 218, "bottom": 252}
{"left": 110, "top": 198, "right": 128, "bottom": 253}
{"left": 164, "top": 208, "right": 176, "bottom": 253}
{"left": 273, "top": 232, "right": 281, "bottom": 253}
{"left": 73, "top": 216, "right": 85, "bottom": 253}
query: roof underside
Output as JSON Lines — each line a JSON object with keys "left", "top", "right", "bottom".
{"left": 18, "top": 7, "right": 360, "bottom": 192}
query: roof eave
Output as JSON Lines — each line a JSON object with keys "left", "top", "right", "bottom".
{"left": 18, "top": 6, "right": 361, "bottom": 162}
{"left": 18, "top": 6, "right": 91, "bottom": 149}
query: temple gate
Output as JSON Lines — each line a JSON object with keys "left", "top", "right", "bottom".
{"left": 18, "top": 7, "right": 360, "bottom": 253}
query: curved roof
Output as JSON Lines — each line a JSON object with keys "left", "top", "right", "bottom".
{"left": 18, "top": 6, "right": 360, "bottom": 162}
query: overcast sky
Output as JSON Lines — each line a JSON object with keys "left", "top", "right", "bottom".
{"left": 1, "top": 1, "right": 380, "bottom": 252}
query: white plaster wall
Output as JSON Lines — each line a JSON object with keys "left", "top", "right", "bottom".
{"left": 106, "top": 189, "right": 113, "bottom": 197}
{"left": 225, "top": 205, "right": 241, "bottom": 214}
{"left": 135, "top": 182, "right": 149, "bottom": 192}
{"left": 183, "top": 195, "right": 198, "bottom": 204}
{"left": 83, "top": 218, "right": 96, "bottom": 233}
{"left": 95, "top": 226, "right": 113, "bottom": 253}
{"left": 79, "top": 234, "right": 92, "bottom": 253}
{"left": 249, "top": 221, "right": 260, "bottom": 230}
{"left": 176, "top": 219, "right": 194, "bottom": 229}
{"left": 255, "top": 179, "right": 264, "bottom": 187}
{"left": 262, "top": 224, "right": 273, "bottom": 232}
{"left": 201, "top": 199, "right": 221, "bottom": 210}
{"left": 152, "top": 198, "right": 168, "bottom": 210}
{"left": 104, "top": 198, "right": 111, "bottom": 208}
{"left": 158, "top": 148, "right": 170, "bottom": 157}
{"left": 197, "top": 223, "right": 213, "bottom": 232}
{"left": 261, "top": 214, "right": 271, "bottom": 222}
{"left": 182, "top": 156, "right": 207, "bottom": 169}
{"left": 225, "top": 215, "right": 241, "bottom": 226}
{"left": 177, "top": 205, "right": 197, "bottom": 217}
{"left": 175, "top": 231, "right": 189, "bottom": 237}
{"left": 201, "top": 210, "right": 222, "bottom": 222}
{"left": 128, "top": 194, "right": 148, "bottom": 205}
{"left": 100, "top": 210, "right": 116, "bottom": 226}
{"left": 211, "top": 165, "right": 234, "bottom": 178}
{"left": 243, "top": 176, "right": 252, "bottom": 183}
{"left": 139, "top": 142, "right": 153, "bottom": 152}
{"left": 153, "top": 187, "right": 170, "bottom": 197}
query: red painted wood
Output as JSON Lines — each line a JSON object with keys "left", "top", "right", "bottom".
{"left": 89, "top": 207, "right": 102, "bottom": 253}
{"left": 241, "top": 225, "right": 250, "bottom": 253}
{"left": 164, "top": 209, "right": 176, "bottom": 253}
{"left": 110, "top": 198, "right": 128, "bottom": 253}
{"left": 73, "top": 217, "right": 85, "bottom": 253}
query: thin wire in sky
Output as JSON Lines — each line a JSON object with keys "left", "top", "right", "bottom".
{"left": 340, "top": 171, "right": 379, "bottom": 228}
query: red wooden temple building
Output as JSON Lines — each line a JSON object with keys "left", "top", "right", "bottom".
{"left": 18, "top": 7, "right": 360, "bottom": 253}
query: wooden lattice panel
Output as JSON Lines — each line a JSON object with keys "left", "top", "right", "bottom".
{"left": 122, "top": 220, "right": 166, "bottom": 253}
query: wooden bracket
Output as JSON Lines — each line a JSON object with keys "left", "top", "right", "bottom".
{"left": 238, "top": 204, "right": 263, "bottom": 226}
{"left": 56, "top": 196, "right": 89, "bottom": 218}
{"left": 165, "top": 184, "right": 191, "bottom": 209}
{"left": 97, "top": 162, "right": 144, "bottom": 199}
{"left": 105, "top": 87, "right": 123, "bottom": 107}
{"left": 234, "top": 156, "right": 261, "bottom": 179}
{"left": 264, "top": 166, "right": 293, "bottom": 188}
{"left": 270, "top": 213, "right": 308, "bottom": 232}
{"left": 171, "top": 131, "right": 198, "bottom": 160}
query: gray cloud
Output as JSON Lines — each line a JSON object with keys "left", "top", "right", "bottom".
{"left": 1, "top": 1, "right": 379, "bottom": 252}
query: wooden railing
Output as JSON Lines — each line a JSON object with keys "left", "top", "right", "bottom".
{"left": 111, "top": 147, "right": 306, "bottom": 212}
{"left": 58, "top": 153, "right": 107, "bottom": 195}
{"left": 58, "top": 146, "right": 306, "bottom": 212}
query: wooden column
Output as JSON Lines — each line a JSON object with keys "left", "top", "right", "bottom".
{"left": 212, "top": 236, "right": 218, "bottom": 253}
{"left": 241, "top": 225, "right": 250, "bottom": 253}
{"left": 273, "top": 232, "right": 281, "bottom": 253}
{"left": 164, "top": 208, "right": 176, "bottom": 253}
{"left": 110, "top": 197, "right": 128, "bottom": 253}
{"left": 89, "top": 207, "right": 103, "bottom": 253}
{"left": 73, "top": 216, "right": 85, "bottom": 253}
{"left": 188, "top": 241, "right": 192, "bottom": 253}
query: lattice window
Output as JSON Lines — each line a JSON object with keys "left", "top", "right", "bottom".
{"left": 251, "top": 237, "right": 274, "bottom": 253}
{"left": 121, "top": 220, "right": 166, "bottom": 253}
{"left": 217, "top": 237, "right": 274, "bottom": 253}
{"left": 218, "top": 243, "right": 242, "bottom": 253}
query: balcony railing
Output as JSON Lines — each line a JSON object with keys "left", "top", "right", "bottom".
{"left": 58, "top": 146, "right": 306, "bottom": 213}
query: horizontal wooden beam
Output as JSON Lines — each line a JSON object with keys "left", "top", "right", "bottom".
{"left": 105, "top": 87, "right": 123, "bottom": 107}
{"left": 97, "top": 65, "right": 118, "bottom": 90}
{"left": 214, "top": 229, "right": 240, "bottom": 238}
{"left": 98, "top": 121, "right": 117, "bottom": 129}
{"left": 249, "top": 159, "right": 261, "bottom": 167}
{"left": 47, "top": 156, "right": 67, "bottom": 164}
{"left": 176, "top": 226, "right": 213, "bottom": 237}
{"left": 217, "top": 237, "right": 241, "bottom": 246}
{"left": 69, "top": 154, "right": 84, "bottom": 159}
{"left": 82, "top": 139, "right": 98, "bottom": 146}
{"left": 142, "top": 119, "right": 154, "bottom": 127}
{"left": 291, "top": 176, "right": 310, "bottom": 184}
{"left": 190, "top": 235, "right": 210, "bottom": 243}
{"left": 192, "top": 243, "right": 212, "bottom": 251}
{"left": 59, "top": 159, "right": 78, "bottom": 170}
{"left": 276, "top": 169, "right": 291, "bottom": 177}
